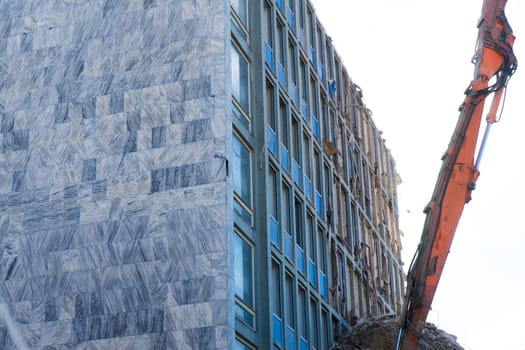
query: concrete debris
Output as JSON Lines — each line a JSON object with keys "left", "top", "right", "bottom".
{"left": 331, "top": 315, "right": 464, "bottom": 350}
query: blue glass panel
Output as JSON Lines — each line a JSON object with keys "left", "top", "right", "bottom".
{"left": 277, "top": 63, "right": 287, "bottom": 88}
{"left": 312, "top": 116, "right": 319, "bottom": 141}
{"left": 328, "top": 80, "right": 337, "bottom": 98}
{"left": 235, "top": 302, "right": 254, "bottom": 328}
{"left": 234, "top": 199, "right": 252, "bottom": 224}
{"left": 296, "top": 246, "right": 305, "bottom": 275}
{"left": 308, "top": 45, "right": 315, "bottom": 65}
{"left": 286, "top": 7, "right": 295, "bottom": 30}
{"left": 301, "top": 99, "right": 308, "bottom": 120}
{"left": 284, "top": 232, "right": 293, "bottom": 261}
{"left": 292, "top": 161, "right": 301, "bottom": 187}
{"left": 304, "top": 177, "right": 312, "bottom": 201}
{"left": 286, "top": 326, "right": 296, "bottom": 350}
{"left": 317, "top": 63, "right": 325, "bottom": 82}
{"left": 280, "top": 144, "right": 289, "bottom": 173}
{"left": 276, "top": 0, "right": 283, "bottom": 12}
{"left": 267, "top": 125, "right": 277, "bottom": 156}
{"left": 297, "top": 28, "right": 305, "bottom": 48}
{"left": 264, "top": 42, "right": 274, "bottom": 71}
{"left": 308, "top": 258, "right": 316, "bottom": 287}
{"left": 232, "top": 102, "right": 250, "bottom": 129}
{"left": 273, "top": 314, "right": 283, "bottom": 347}
{"left": 289, "top": 81, "right": 298, "bottom": 107}
{"left": 299, "top": 337, "right": 308, "bottom": 350}
{"left": 315, "top": 191, "right": 323, "bottom": 217}
{"left": 269, "top": 215, "right": 279, "bottom": 247}
{"left": 319, "top": 272, "right": 327, "bottom": 299}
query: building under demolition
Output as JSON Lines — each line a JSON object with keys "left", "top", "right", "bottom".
{"left": 0, "top": 0, "right": 404, "bottom": 349}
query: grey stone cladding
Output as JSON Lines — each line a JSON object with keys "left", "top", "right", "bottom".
{"left": 0, "top": 0, "right": 230, "bottom": 348}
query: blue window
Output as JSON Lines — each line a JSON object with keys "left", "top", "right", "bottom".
{"left": 265, "top": 42, "right": 274, "bottom": 70}
{"left": 296, "top": 246, "right": 305, "bottom": 275}
{"left": 231, "top": 44, "right": 250, "bottom": 128}
{"left": 270, "top": 215, "right": 279, "bottom": 247}
{"left": 268, "top": 125, "right": 277, "bottom": 156}
{"left": 281, "top": 144, "right": 289, "bottom": 172}
{"left": 299, "top": 338, "right": 307, "bottom": 350}
{"left": 269, "top": 167, "right": 279, "bottom": 246}
{"left": 231, "top": 0, "right": 247, "bottom": 27}
{"left": 286, "top": 6, "right": 295, "bottom": 30}
{"left": 234, "top": 232, "right": 254, "bottom": 326}
{"left": 315, "top": 190, "right": 323, "bottom": 217}
{"left": 277, "top": 62, "right": 287, "bottom": 88}
{"left": 273, "top": 314, "right": 283, "bottom": 347}
{"left": 304, "top": 177, "right": 312, "bottom": 201}
{"left": 308, "top": 44, "right": 315, "bottom": 64}
{"left": 319, "top": 272, "right": 327, "bottom": 299}
{"left": 308, "top": 258, "right": 316, "bottom": 287}
{"left": 233, "top": 134, "right": 252, "bottom": 222}
{"left": 235, "top": 338, "right": 254, "bottom": 350}
{"left": 263, "top": 3, "right": 273, "bottom": 70}
{"left": 272, "top": 261, "right": 283, "bottom": 347}
{"left": 293, "top": 160, "right": 301, "bottom": 187}
{"left": 286, "top": 325, "right": 296, "bottom": 350}
{"left": 301, "top": 99, "right": 308, "bottom": 120}
{"left": 289, "top": 81, "right": 298, "bottom": 107}
{"left": 284, "top": 232, "right": 293, "bottom": 261}
{"left": 312, "top": 116, "right": 319, "bottom": 141}
{"left": 276, "top": 0, "right": 283, "bottom": 12}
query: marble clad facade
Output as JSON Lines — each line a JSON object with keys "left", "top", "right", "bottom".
{"left": 0, "top": 0, "right": 229, "bottom": 349}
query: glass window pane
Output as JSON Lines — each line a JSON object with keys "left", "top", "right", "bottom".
{"left": 231, "top": 0, "right": 247, "bottom": 26}
{"left": 291, "top": 118, "right": 299, "bottom": 161}
{"left": 266, "top": 81, "right": 276, "bottom": 129}
{"left": 264, "top": 3, "right": 272, "bottom": 44}
{"left": 285, "top": 274, "right": 295, "bottom": 328}
{"left": 269, "top": 167, "right": 278, "bottom": 218}
{"left": 294, "top": 198, "right": 303, "bottom": 247}
{"left": 303, "top": 134, "right": 311, "bottom": 177}
{"left": 288, "top": 40, "right": 297, "bottom": 83}
{"left": 272, "top": 261, "right": 282, "bottom": 317}
{"left": 310, "top": 298, "right": 319, "bottom": 347}
{"left": 298, "top": 287, "right": 307, "bottom": 338}
{"left": 307, "top": 214, "right": 315, "bottom": 259}
{"left": 233, "top": 134, "right": 252, "bottom": 206}
{"left": 282, "top": 184, "right": 291, "bottom": 234}
{"left": 231, "top": 45, "right": 250, "bottom": 114}
{"left": 279, "top": 99, "right": 288, "bottom": 145}
{"left": 276, "top": 21, "right": 285, "bottom": 64}
{"left": 234, "top": 233, "right": 254, "bottom": 306}
{"left": 235, "top": 338, "right": 252, "bottom": 350}
{"left": 235, "top": 302, "right": 254, "bottom": 327}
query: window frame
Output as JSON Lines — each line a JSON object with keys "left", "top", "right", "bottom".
{"left": 233, "top": 230, "right": 256, "bottom": 328}
{"left": 230, "top": 0, "right": 248, "bottom": 36}
{"left": 232, "top": 132, "right": 253, "bottom": 224}
{"left": 231, "top": 42, "right": 251, "bottom": 129}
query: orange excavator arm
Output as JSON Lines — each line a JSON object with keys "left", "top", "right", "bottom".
{"left": 398, "top": 1, "right": 517, "bottom": 349}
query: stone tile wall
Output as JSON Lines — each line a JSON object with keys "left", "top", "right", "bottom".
{"left": 0, "top": 0, "right": 229, "bottom": 348}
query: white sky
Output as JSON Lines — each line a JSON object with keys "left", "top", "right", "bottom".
{"left": 312, "top": 1, "right": 525, "bottom": 349}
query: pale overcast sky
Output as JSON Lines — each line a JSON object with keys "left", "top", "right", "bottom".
{"left": 312, "top": 1, "right": 525, "bottom": 349}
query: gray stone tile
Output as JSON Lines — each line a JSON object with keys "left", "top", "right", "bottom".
{"left": 183, "top": 76, "right": 211, "bottom": 101}
{"left": 3, "top": 129, "right": 29, "bottom": 152}
{"left": 164, "top": 303, "right": 213, "bottom": 331}
{"left": 182, "top": 327, "right": 215, "bottom": 350}
{"left": 82, "top": 159, "right": 97, "bottom": 182}
{"left": 182, "top": 118, "right": 212, "bottom": 143}
{"left": 151, "top": 126, "right": 166, "bottom": 149}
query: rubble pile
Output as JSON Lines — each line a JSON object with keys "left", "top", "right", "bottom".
{"left": 331, "top": 315, "right": 464, "bottom": 350}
